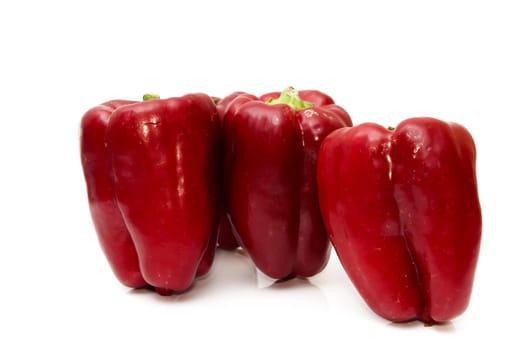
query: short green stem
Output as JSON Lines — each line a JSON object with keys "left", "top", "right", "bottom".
{"left": 211, "top": 96, "right": 221, "bottom": 105}
{"left": 267, "top": 87, "right": 314, "bottom": 111}
{"left": 143, "top": 93, "right": 161, "bottom": 101}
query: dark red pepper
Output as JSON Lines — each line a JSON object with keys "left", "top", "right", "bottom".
{"left": 81, "top": 93, "right": 220, "bottom": 295}
{"left": 222, "top": 88, "right": 352, "bottom": 279}
{"left": 317, "top": 117, "right": 482, "bottom": 323}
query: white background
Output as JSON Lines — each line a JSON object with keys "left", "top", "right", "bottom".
{"left": 1, "top": 0, "right": 525, "bottom": 348}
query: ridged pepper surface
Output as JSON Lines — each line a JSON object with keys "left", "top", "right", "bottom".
{"left": 317, "top": 117, "right": 482, "bottom": 324}
{"left": 222, "top": 88, "right": 352, "bottom": 279}
{"left": 80, "top": 93, "right": 220, "bottom": 295}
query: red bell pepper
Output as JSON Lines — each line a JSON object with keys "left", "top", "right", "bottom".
{"left": 222, "top": 87, "right": 352, "bottom": 279}
{"left": 317, "top": 117, "right": 482, "bottom": 324}
{"left": 80, "top": 93, "right": 220, "bottom": 295}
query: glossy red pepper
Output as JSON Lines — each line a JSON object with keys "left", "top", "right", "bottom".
{"left": 223, "top": 88, "right": 352, "bottom": 279}
{"left": 80, "top": 93, "right": 220, "bottom": 295}
{"left": 317, "top": 117, "right": 482, "bottom": 324}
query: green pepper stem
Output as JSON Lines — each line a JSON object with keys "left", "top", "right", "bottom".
{"left": 143, "top": 93, "right": 161, "bottom": 101}
{"left": 267, "top": 87, "right": 314, "bottom": 111}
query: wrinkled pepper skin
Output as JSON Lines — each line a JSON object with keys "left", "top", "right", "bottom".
{"left": 223, "top": 89, "right": 352, "bottom": 279}
{"left": 81, "top": 94, "right": 220, "bottom": 295}
{"left": 317, "top": 117, "right": 482, "bottom": 324}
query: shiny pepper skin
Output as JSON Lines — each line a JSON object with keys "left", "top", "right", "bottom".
{"left": 222, "top": 88, "right": 352, "bottom": 279}
{"left": 317, "top": 117, "right": 482, "bottom": 324}
{"left": 81, "top": 94, "right": 220, "bottom": 295}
